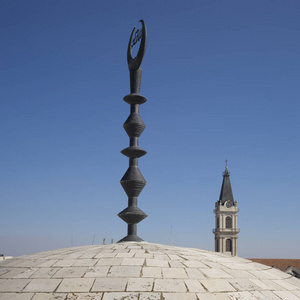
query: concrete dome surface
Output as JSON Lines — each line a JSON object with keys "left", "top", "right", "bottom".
{"left": 0, "top": 242, "right": 300, "bottom": 300}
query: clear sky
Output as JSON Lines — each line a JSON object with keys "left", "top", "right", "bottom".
{"left": 1, "top": 1, "right": 299, "bottom": 258}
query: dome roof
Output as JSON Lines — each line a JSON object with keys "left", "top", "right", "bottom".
{"left": 0, "top": 242, "right": 300, "bottom": 299}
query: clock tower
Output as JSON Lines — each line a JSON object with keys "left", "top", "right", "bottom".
{"left": 213, "top": 163, "right": 239, "bottom": 256}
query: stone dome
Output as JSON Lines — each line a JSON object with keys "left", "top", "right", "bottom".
{"left": 0, "top": 242, "right": 300, "bottom": 299}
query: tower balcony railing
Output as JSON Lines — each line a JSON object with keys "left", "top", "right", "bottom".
{"left": 213, "top": 228, "right": 240, "bottom": 234}
{"left": 213, "top": 208, "right": 239, "bottom": 213}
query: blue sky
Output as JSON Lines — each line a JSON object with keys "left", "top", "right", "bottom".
{"left": 1, "top": 1, "right": 299, "bottom": 258}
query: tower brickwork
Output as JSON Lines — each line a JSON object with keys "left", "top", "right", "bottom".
{"left": 213, "top": 165, "right": 239, "bottom": 256}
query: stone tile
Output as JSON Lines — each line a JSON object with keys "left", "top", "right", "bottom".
{"left": 200, "top": 279, "right": 236, "bottom": 293}
{"left": 56, "top": 278, "right": 95, "bottom": 292}
{"left": 197, "top": 294, "right": 230, "bottom": 300}
{"left": 0, "top": 268, "right": 29, "bottom": 278}
{"left": 116, "top": 253, "right": 134, "bottom": 258}
{"left": 146, "top": 259, "right": 169, "bottom": 268}
{"left": 162, "top": 293, "right": 197, "bottom": 300}
{"left": 247, "top": 278, "right": 272, "bottom": 290}
{"left": 108, "top": 266, "right": 141, "bottom": 278}
{"left": 92, "top": 278, "right": 128, "bottom": 292}
{"left": 168, "top": 254, "right": 182, "bottom": 260}
{"left": 252, "top": 279, "right": 283, "bottom": 290}
{"left": 127, "top": 245, "right": 142, "bottom": 249}
{"left": 200, "top": 269, "right": 233, "bottom": 279}
{"left": 94, "top": 253, "right": 117, "bottom": 258}
{"left": 183, "top": 261, "right": 209, "bottom": 268}
{"left": 52, "top": 267, "right": 88, "bottom": 278}
{"left": 30, "top": 267, "right": 59, "bottom": 278}
{"left": 134, "top": 253, "right": 153, "bottom": 259}
{"left": 153, "top": 279, "right": 187, "bottom": 292}
{"left": 11, "top": 260, "right": 41, "bottom": 268}
{"left": 52, "top": 259, "right": 78, "bottom": 267}
{"left": 66, "top": 293, "right": 103, "bottom": 299}
{"left": 14, "top": 268, "right": 38, "bottom": 278}
{"left": 23, "top": 278, "right": 62, "bottom": 292}
{"left": 162, "top": 267, "right": 188, "bottom": 278}
{"left": 0, "top": 278, "right": 31, "bottom": 292}
{"left": 186, "top": 268, "right": 206, "bottom": 279}
{"left": 250, "top": 291, "right": 268, "bottom": 300}
{"left": 96, "top": 258, "right": 123, "bottom": 266}
{"left": 102, "top": 292, "right": 139, "bottom": 300}
{"left": 213, "top": 294, "right": 232, "bottom": 300}
{"left": 247, "top": 270, "right": 275, "bottom": 280}
{"left": 185, "top": 279, "right": 206, "bottom": 292}
{"left": 142, "top": 267, "right": 162, "bottom": 278}
{"left": 286, "top": 277, "right": 300, "bottom": 288}
{"left": 84, "top": 266, "right": 110, "bottom": 278}
{"left": 227, "top": 291, "right": 257, "bottom": 299}
{"left": 80, "top": 253, "right": 99, "bottom": 259}
{"left": 168, "top": 260, "right": 185, "bottom": 268}
{"left": 292, "top": 290, "right": 300, "bottom": 297}
{"left": 229, "top": 278, "right": 262, "bottom": 291}
{"left": 223, "top": 269, "right": 256, "bottom": 279}
{"left": 263, "top": 268, "right": 291, "bottom": 279}
{"left": 35, "top": 259, "right": 58, "bottom": 267}
{"left": 121, "top": 258, "right": 145, "bottom": 266}
{"left": 273, "top": 290, "right": 300, "bottom": 300}
{"left": 139, "top": 292, "right": 161, "bottom": 300}
{"left": 32, "top": 293, "right": 67, "bottom": 300}
{"left": 259, "top": 291, "right": 282, "bottom": 299}
{"left": 203, "top": 262, "right": 225, "bottom": 269}
{"left": 129, "top": 250, "right": 145, "bottom": 255}
{"left": 72, "top": 259, "right": 98, "bottom": 267}
{"left": 0, "top": 293, "right": 34, "bottom": 300}
{"left": 127, "top": 278, "right": 153, "bottom": 292}
{"left": 272, "top": 279, "right": 299, "bottom": 290}
{"left": 153, "top": 255, "right": 169, "bottom": 260}
{"left": 99, "top": 248, "right": 114, "bottom": 252}
{"left": 0, "top": 268, "right": 12, "bottom": 276}
{"left": 0, "top": 259, "right": 21, "bottom": 267}
{"left": 220, "top": 263, "right": 252, "bottom": 270}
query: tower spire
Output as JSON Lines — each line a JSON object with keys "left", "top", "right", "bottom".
{"left": 213, "top": 164, "right": 239, "bottom": 256}
{"left": 118, "top": 20, "right": 148, "bottom": 242}
{"left": 219, "top": 162, "right": 233, "bottom": 204}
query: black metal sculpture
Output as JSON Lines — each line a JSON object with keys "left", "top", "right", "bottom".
{"left": 118, "top": 20, "right": 147, "bottom": 242}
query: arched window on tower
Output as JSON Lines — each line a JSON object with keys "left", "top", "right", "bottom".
{"left": 216, "top": 217, "right": 219, "bottom": 228}
{"left": 226, "top": 239, "right": 232, "bottom": 252}
{"left": 226, "top": 216, "right": 232, "bottom": 228}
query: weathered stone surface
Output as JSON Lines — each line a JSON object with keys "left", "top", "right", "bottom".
{"left": 23, "top": 279, "right": 62, "bottom": 292}
{"left": 0, "top": 242, "right": 299, "bottom": 299}
{"left": 56, "top": 278, "right": 95, "bottom": 293}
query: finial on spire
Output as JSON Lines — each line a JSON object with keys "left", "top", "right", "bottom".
{"left": 225, "top": 159, "right": 228, "bottom": 168}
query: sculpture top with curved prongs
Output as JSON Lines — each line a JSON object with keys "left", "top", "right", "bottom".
{"left": 127, "top": 20, "right": 147, "bottom": 71}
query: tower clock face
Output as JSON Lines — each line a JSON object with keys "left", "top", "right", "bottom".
{"left": 226, "top": 201, "right": 232, "bottom": 208}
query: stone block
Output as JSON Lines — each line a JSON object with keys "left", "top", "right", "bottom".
{"left": 92, "top": 278, "right": 128, "bottom": 292}
{"left": 153, "top": 279, "right": 187, "bottom": 292}
{"left": 23, "top": 278, "right": 62, "bottom": 292}
{"left": 56, "top": 278, "right": 95, "bottom": 292}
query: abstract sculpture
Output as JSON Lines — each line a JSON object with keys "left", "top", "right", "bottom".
{"left": 118, "top": 20, "right": 148, "bottom": 242}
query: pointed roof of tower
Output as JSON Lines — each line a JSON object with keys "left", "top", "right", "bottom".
{"left": 219, "top": 165, "right": 234, "bottom": 204}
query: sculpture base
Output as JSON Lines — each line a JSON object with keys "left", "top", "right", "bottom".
{"left": 117, "top": 235, "right": 144, "bottom": 243}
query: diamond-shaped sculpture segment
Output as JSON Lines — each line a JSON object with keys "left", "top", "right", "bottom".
{"left": 123, "top": 112, "right": 146, "bottom": 138}
{"left": 120, "top": 166, "right": 146, "bottom": 197}
{"left": 118, "top": 206, "right": 147, "bottom": 224}
{"left": 118, "top": 20, "right": 148, "bottom": 243}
